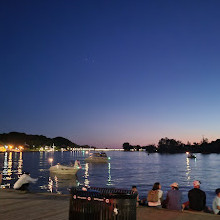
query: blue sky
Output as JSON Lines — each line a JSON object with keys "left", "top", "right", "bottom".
{"left": 1, "top": 0, "right": 220, "bottom": 147}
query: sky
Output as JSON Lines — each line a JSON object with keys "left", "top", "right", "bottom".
{"left": 1, "top": 0, "right": 220, "bottom": 148}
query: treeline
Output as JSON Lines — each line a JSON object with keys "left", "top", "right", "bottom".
{"left": 123, "top": 137, "right": 220, "bottom": 153}
{"left": 0, "top": 132, "right": 80, "bottom": 149}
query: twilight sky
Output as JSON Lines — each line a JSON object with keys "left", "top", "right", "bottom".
{"left": 1, "top": 0, "right": 220, "bottom": 148}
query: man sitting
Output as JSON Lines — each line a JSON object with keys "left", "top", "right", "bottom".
{"left": 182, "top": 180, "right": 206, "bottom": 211}
{"left": 213, "top": 188, "right": 220, "bottom": 215}
{"left": 14, "top": 172, "right": 38, "bottom": 191}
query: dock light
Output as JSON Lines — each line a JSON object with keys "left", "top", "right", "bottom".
{"left": 186, "top": 152, "right": 189, "bottom": 155}
{"left": 108, "top": 157, "right": 111, "bottom": 160}
{"left": 48, "top": 158, "right": 53, "bottom": 166}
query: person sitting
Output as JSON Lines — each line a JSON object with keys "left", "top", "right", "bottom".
{"left": 147, "top": 182, "right": 163, "bottom": 207}
{"left": 13, "top": 172, "right": 38, "bottom": 191}
{"left": 182, "top": 180, "right": 206, "bottom": 211}
{"left": 0, "top": 172, "right": 2, "bottom": 186}
{"left": 131, "top": 185, "right": 140, "bottom": 207}
{"left": 212, "top": 188, "right": 220, "bottom": 215}
{"left": 163, "top": 182, "right": 182, "bottom": 210}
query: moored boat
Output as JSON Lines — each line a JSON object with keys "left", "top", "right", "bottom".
{"left": 186, "top": 152, "right": 196, "bottom": 158}
{"left": 85, "top": 152, "right": 110, "bottom": 163}
{"left": 49, "top": 160, "right": 81, "bottom": 175}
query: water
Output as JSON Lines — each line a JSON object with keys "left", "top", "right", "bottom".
{"left": 0, "top": 151, "right": 219, "bottom": 207}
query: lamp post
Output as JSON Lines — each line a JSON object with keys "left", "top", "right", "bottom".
{"left": 48, "top": 158, "right": 53, "bottom": 166}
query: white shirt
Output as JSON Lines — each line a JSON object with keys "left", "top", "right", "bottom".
{"left": 212, "top": 196, "right": 220, "bottom": 214}
{"left": 13, "top": 174, "right": 38, "bottom": 189}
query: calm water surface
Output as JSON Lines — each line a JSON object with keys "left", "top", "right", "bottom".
{"left": 0, "top": 151, "right": 219, "bottom": 207}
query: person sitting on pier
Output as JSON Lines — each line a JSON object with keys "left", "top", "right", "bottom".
{"left": 162, "top": 182, "right": 182, "bottom": 210}
{"left": 147, "top": 182, "right": 163, "bottom": 207}
{"left": 212, "top": 188, "right": 220, "bottom": 215}
{"left": 131, "top": 185, "right": 140, "bottom": 207}
{"left": 182, "top": 180, "right": 207, "bottom": 211}
{"left": 13, "top": 172, "right": 38, "bottom": 191}
{"left": 0, "top": 172, "right": 2, "bottom": 186}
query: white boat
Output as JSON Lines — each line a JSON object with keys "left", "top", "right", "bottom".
{"left": 49, "top": 160, "right": 81, "bottom": 175}
{"left": 85, "top": 152, "right": 109, "bottom": 163}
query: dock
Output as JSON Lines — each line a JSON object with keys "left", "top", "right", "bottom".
{"left": 0, "top": 189, "right": 69, "bottom": 220}
{"left": 1, "top": 189, "right": 219, "bottom": 220}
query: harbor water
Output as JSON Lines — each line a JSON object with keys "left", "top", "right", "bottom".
{"left": 0, "top": 151, "right": 219, "bottom": 207}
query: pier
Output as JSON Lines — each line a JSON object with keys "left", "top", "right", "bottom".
{"left": 0, "top": 189, "right": 219, "bottom": 220}
{"left": 0, "top": 189, "right": 69, "bottom": 220}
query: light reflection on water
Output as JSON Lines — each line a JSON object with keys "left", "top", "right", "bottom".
{"left": 84, "top": 162, "right": 89, "bottom": 187}
{"left": 0, "top": 151, "right": 219, "bottom": 207}
{"left": 186, "top": 158, "right": 191, "bottom": 184}
{"left": 107, "top": 162, "right": 112, "bottom": 186}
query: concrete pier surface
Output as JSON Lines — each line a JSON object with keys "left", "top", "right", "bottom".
{"left": 0, "top": 189, "right": 69, "bottom": 220}
{"left": 137, "top": 206, "right": 219, "bottom": 220}
{"left": 0, "top": 189, "right": 219, "bottom": 220}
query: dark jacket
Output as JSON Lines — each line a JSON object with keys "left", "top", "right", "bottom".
{"left": 188, "top": 188, "right": 206, "bottom": 211}
{"left": 165, "top": 189, "right": 182, "bottom": 210}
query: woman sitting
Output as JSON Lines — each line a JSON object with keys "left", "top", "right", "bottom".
{"left": 147, "top": 182, "right": 163, "bottom": 207}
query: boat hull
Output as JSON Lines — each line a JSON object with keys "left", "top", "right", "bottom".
{"left": 188, "top": 156, "right": 196, "bottom": 159}
{"left": 85, "top": 157, "right": 109, "bottom": 163}
{"left": 49, "top": 165, "right": 79, "bottom": 175}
